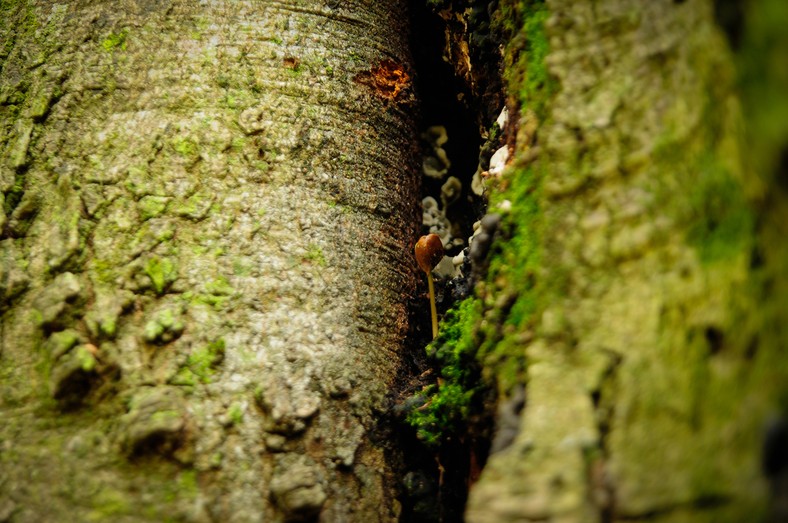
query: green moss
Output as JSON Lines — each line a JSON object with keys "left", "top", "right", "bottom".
{"left": 92, "top": 259, "right": 118, "bottom": 285}
{"left": 171, "top": 136, "right": 198, "bottom": 157}
{"left": 88, "top": 488, "right": 132, "bottom": 520}
{"left": 101, "top": 29, "right": 128, "bottom": 52}
{"left": 406, "top": 299, "right": 483, "bottom": 446}
{"left": 150, "top": 409, "right": 181, "bottom": 425}
{"left": 197, "top": 275, "right": 235, "bottom": 309}
{"left": 252, "top": 160, "right": 270, "bottom": 173}
{"left": 99, "top": 317, "right": 117, "bottom": 338}
{"left": 205, "top": 276, "right": 233, "bottom": 296}
{"left": 653, "top": 119, "right": 754, "bottom": 265}
{"left": 170, "top": 367, "right": 197, "bottom": 387}
{"left": 223, "top": 93, "right": 238, "bottom": 109}
{"left": 190, "top": 293, "right": 226, "bottom": 310}
{"left": 285, "top": 64, "right": 303, "bottom": 77}
{"left": 177, "top": 469, "right": 199, "bottom": 498}
{"left": 28, "top": 86, "right": 59, "bottom": 121}
{"left": 138, "top": 195, "right": 169, "bottom": 220}
{"left": 1, "top": 1, "right": 37, "bottom": 52}
{"left": 75, "top": 345, "right": 97, "bottom": 372}
{"left": 304, "top": 245, "right": 326, "bottom": 267}
{"left": 3, "top": 171, "right": 26, "bottom": 216}
{"left": 176, "top": 338, "right": 225, "bottom": 385}
{"left": 408, "top": 383, "right": 474, "bottom": 447}
{"left": 228, "top": 402, "right": 244, "bottom": 425}
{"left": 685, "top": 156, "right": 754, "bottom": 262}
{"left": 406, "top": 0, "right": 554, "bottom": 446}
{"left": 473, "top": 0, "right": 552, "bottom": 383}
{"left": 174, "top": 191, "right": 212, "bottom": 221}
{"left": 499, "top": 0, "right": 555, "bottom": 119}
{"left": 144, "top": 308, "right": 184, "bottom": 343}
{"left": 144, "top": 257, "right": 177, "bottom": 295}
{"left": 479, "top": 172, "right": 544, "bottom": 390}
{"left": 230, "top": 136, "right": 245, "bottom": 151}
{"left": 43, "top": 329, "right": 81, "bottom": 359}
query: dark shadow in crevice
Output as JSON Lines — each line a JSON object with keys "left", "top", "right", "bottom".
{"left": 409, "top": 0, "right": 485, "bottom": 257}
{"left": 390, "top": 2, "right": 500, "bottom": 522}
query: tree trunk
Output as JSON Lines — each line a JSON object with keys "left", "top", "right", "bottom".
{"left": 4, "top": 0, "right": 788, "bottom": 521}
{"left": 0, "top": 1, "right": 419, "bottom": 521}
{"left": 465, "top": 0, "right": 788, "bottom": 521}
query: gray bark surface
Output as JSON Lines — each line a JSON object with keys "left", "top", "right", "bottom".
{"left": 0, "top": 1, "right": 419, "bottom": 521}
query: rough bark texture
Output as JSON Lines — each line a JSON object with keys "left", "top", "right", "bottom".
{"left": 466, "top": 0, "right": 788, "bottom": 521}
{"left": 0, "top": 1, "right": 419, "bottom": 521}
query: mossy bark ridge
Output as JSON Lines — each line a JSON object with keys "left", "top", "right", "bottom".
{"left": 0, "top": 1, "right": 419, "bottom": 521}
{"left": 466, "top": 0, "right": 788, "bottom": 521}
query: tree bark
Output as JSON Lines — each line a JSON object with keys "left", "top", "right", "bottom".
{"left": 465, "top": 0, "right": 788, "bottom": 521}
{"left": 0, "top": 1, "right": 419, "bottom": 521}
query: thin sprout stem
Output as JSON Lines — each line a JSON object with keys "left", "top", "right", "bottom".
{"left": 428, "top": 272, "right": 438, "bottom": 339}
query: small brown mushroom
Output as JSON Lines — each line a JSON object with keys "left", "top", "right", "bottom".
{"left": 415, "top": 234, "right": 444, "bottom": 339}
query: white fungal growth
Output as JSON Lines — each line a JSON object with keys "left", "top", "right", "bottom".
{"left": 432, "top": 255, "right": 458, "bottom": 280}
{"left": 421, "top": 125, "right": 451, "bottom": 180}
{"left": 441, "top": 176, "right": 462, "bottom": 208}
{"left": 488, "top": 145, "right": 510, "bottom": 176}
{"left": 496, "top": 106, "right": 509, "bottom": 129}
{"left": 421, "top": 196, "right": 452, "bottom": 246}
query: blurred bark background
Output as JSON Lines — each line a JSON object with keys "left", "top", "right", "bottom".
{"left": 465, "top": 0, "right": 788, "bottom": 521}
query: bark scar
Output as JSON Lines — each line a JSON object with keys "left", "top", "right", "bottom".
{"left": 353, "top": 59, "right": 411, "bottom": 101}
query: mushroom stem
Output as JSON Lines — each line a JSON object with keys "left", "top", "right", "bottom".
{"left": 415, "top": 233, "right": 445, "bottom": 340}
{"left": 428, "top": 271, "right": 438, "bottom": 339}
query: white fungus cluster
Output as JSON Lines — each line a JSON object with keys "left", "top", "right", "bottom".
{"left": 472, "top": 107, "right": 510, "bottom": 196}
{"left": 421, "top": 108, "right": 511, "bottom": 281}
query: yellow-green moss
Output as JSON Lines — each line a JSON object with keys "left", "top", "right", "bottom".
{"left": 479, "top": 166, "right": 543, "bottom": 390}
{"left": 171, "top": 136, "right": 198, "bottom": 157}
{"left": 144, "top": 257, "right": 177, "bottom": 295}
{"left": 497, "top": 0, "right": 556, "bottom": 119}
{"left": 205, "top": 276, "right": 233, "bottom": 296}
{"left": 685, "top": 155, "right": 754, "bottom": 263}
{"left": 101, "top": 29, "right": 128, "bottom": 52}
{"left": 305, "top": 245, "right": 326, "bottom": 267}
{"left": 88, "top": 488, "right": 132, "bottom": 520}
{"left": 228, "top": 402, "right": 244, "bottom": 425}
{"left": 172, "top": 338, "right": 225, "bottom": 386}
{"left": 476, "top": 0, "right": 552, "bottom": 389}
{"left": 406, "top": 298, "right": 483, "bottom": 446}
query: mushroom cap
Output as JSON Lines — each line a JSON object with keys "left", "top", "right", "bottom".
{"left": 415, "top": 234, "right": 445, "bottom": 273}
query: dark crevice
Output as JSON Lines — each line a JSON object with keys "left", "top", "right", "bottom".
{"left": 763, "top": 416, "right": 788, "bottom": 522}
{"left": 712, "top": 0, "right": 746, "bottom": 51}
{"left": 777, "top": 145, "right": 788, "bottom": 193}
{"left": 2, "top": 169, "right": 27, "bottom": 218}
{"left": 590, "top": 351, "right": 622, "bottom": 523}
{"left": 745, "top": 335, "right": 759, "bottom": 360}
{"left": 704, "top": 326, "right": 725, "bottom": 355}
{"left": 411, "top": 4, "right": 485, "bottom": 256}
{"left": 392, "top": 1, "right": 504, "bottom": 522}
